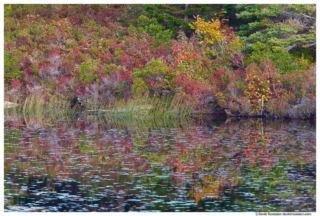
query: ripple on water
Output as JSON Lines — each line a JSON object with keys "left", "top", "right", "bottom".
{"left": 4, "top": 118, "right": 316, "bottom": 212}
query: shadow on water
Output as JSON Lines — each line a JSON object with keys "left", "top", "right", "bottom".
{"left": 4, "top": 115, "right": 316, "bottom": 212}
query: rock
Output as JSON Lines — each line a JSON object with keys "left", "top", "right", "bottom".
{"left": 205, "top": 96, "right": 217, "bottom": 105}
{"left": 4, "top": 101, "right": 19, "bottom": 108}
{"left": 192, "top": 107, "right": 227, "bottom": 116}
{"left": 224, "top": 109, "right": 240, "bottom": 117}
{"left": 288, "top": 97, "right": 316, "bottom": 119}
{"left": 192, "top": 95, "right": 227, "bottom": 116}
{"left": 70, "top": 97, "right": 85, "bottom": 111}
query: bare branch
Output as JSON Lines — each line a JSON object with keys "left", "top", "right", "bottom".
{"left": 285, "top": 43, "right": 297, "bottom": 52}
{"left": 300, "top": 13, "right": 316, "bottom": 20}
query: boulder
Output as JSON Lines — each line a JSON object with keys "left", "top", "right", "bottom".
{"left": 288, "top": 97, "right": 316, "bottom": 119}
{"left": 70, "top": 97, "right": 85, "bottom": 111}
{"left": 192, "top": 107, "right": 227, "bottom": 116}
{"left": 193, "top": 95, "right": 227, "bottom": 116}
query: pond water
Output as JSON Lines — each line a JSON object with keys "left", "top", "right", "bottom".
{"left": 4, "top": 115, "right": 316, "bottom": 212}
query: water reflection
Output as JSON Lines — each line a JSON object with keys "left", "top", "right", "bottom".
{"left": 4, "top": 116, "right": 316, "bottom": 212}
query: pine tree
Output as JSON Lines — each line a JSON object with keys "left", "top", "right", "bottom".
{"left": 236, "top": 4, "right": 316, "bottom": 60}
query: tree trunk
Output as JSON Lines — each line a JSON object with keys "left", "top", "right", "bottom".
{"left": 184, "top": 4, "right": 189, "bottom": 22}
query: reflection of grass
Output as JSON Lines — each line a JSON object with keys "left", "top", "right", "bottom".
{"left": 278, "top": 191, "right": 295, "bottom": 199}
{"left": 5, "top": 94, "right": 194, "bottom": 121}
{"left": 4, "top": 130, "right": 21, "bottom": 154}
{"left": 4, "top": 116, "right": 316, "bottom": 212}
{"left": 79, "top": 132, "right": 96, "bottom": 153}
{"left": 104, "top": 97, "right": 191, "bottom": 117}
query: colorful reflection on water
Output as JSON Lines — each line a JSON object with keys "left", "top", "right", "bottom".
{"left": 4, "top": 116, "right": 316, "bottom": 212}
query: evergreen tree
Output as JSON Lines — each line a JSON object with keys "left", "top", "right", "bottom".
{"left": 236, "top": 4, "right": 316, "bottom": 61}
{"left": 143, "top": 4, "right": 224, "bottom": 37}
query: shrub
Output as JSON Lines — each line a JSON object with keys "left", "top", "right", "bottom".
{"left": 244, "top": 59, "right": 281, "bottom": 115}
{"left": 78, "top": 62, "right": 97, "bottom": 83}
{"left": 131, "top": 60, "right": 171, "bottom": 96}
{"left": 245, "top": 42, "right": 310, "bottom": 74}
{"left": 137, "top": 15, "right": 173, "bottom": 47}
{"left": 131, "top": 78, "right": 149, "bottom": 98}
{"left": 190, "top": 15, "right": 244, "bottom": 65}
{"left": 4, "top": 50, "right": 23, "bottom": 83}
{"left": 3, "top": 4, "right": 316, "bottom": 119}
{"left": 133, "top": 59, "right": 169, "bottom": 77}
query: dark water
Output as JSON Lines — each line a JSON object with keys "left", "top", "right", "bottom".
{"left": 4, "top": 116, "right": 316, "bottom": 212}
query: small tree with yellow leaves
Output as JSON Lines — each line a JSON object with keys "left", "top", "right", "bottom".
{"left": 190, "top": 15, "right": 244, "bottom": 63}
{"left": 244, "top": 59, "right": 281, "bottom": 115}
{"left": 190, "top": 15, "right": 224, "bottom": 44}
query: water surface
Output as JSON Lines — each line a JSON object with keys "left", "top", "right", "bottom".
{"left": 4, "top": 116, "right": 316, "bottom": 212}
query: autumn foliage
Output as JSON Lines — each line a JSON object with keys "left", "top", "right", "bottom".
{"left": 4, "top": 4, "right": 316, "bottom": 119}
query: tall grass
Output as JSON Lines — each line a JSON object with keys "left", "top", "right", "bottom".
{"left": 4, "top": 94, "right": 195, "bottom": 122}
{"left": 4, "top": 94, "right": 72, "bottom": 122}
{"left": 99, "top": 96, "right": 194, "bottom": 124}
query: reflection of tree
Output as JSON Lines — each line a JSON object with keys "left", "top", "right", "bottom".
{"left": 191, "top": 176, "right": 221, "bottom": 203}
{"left": 4, "top": 116, "right": 316, "bottom": 211}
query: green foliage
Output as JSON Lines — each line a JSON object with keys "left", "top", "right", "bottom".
{"left": 114, "top": 47, "right": 123, "bottom": 62}
{"left": 236, "top": 4, "right": 316, "bottom": 55}
{"left": 104, "top": 64, "right": 117, "bottom": 76}
{"left": 131, "top": 60, "right": 172, "bottom": 96}
{"left": 4, "top": 50, "right": 22, "bottom": 83}
{"left": 132, "top": 60, "right": 169, "bottom": 78}
{"left": 153, "top": 30, "right": 172, "bottom": 47}
{"left": 143, "top": 5, "right": 225, "bottom": 37}
{"left": 245, "top": 42, "right": 310, "bottom": 74}
{"left": 72, "top": 28, "right": 82, "bottom": 41}
{"left": 102, "top": 39, "right": 110, "bottom": 48}
{"left": 78, "top": 62, "right": 97, "bottom": 83}
{"left": 144, "top": 5, "right": 191, "bottom": 37}
{"left": 116, "top": 81, "right": 129, "bottom": 98}
{"left": 4, "top": 4, "right": 12, "bottom": 20}
{"left": 291, "top": 47, "right": 315, "bottom": 63}
{"left": 9, "top": 4, "right": 57, "bottom": 20}
{"left": 3, "top": 4, "right": 316, "bottom": 119}
{"left": 137, "top": 15, "right": 173, "bottom": 47}
{"left": 131, "top": 78, "right": 150, "bottom": 98}
{"left": 114, "top": 47, "right": 123, "bottom": 56}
